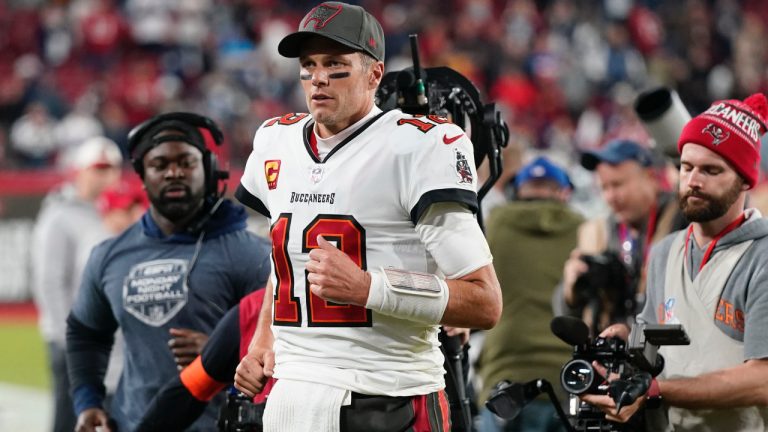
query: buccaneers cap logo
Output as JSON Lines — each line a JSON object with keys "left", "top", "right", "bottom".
{"left": 702, "top": 123, "right": 730, "bottom": 146}
{"left": 303, "top": 3, "right": 342, "bottom": 30}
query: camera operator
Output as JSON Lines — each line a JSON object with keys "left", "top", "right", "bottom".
{"left": 582, "top": 93, "right": 768, "bottom": 431}
{"left": 553, "top": 139, "right": 685, "bottom": 334}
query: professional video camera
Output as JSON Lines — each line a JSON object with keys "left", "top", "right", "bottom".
{"left": 486, "top": 316, "right": 689, "bottom": 431}
{"left": 572, "top": 252, "right": 634, "bottom": 337}
{"left": 375, "top": 34, "right": 510, "bottom": 224}
{"left": 217, "top": 390, "right": 265, "bottom": 432}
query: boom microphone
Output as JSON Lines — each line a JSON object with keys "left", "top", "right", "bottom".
{"left": 396, "top": 69, "right": 415, "bottom": 90}
{"left": 394, "top": 68, "right": 426, "bottom": 114}
{"left": 550, "top": 316, "right": 590, "bottom": 346}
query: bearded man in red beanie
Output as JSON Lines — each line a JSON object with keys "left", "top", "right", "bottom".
{"left": 582, "top": 93, "right": 768, "bottom": 431}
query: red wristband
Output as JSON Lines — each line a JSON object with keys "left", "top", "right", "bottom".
{"left": 647, "top": 377, "right": 661, "bottom": 399}
{"left": 646, "top": 377, "right": 662, "bottom": 408}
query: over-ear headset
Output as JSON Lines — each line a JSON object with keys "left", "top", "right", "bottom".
{"left": 127, "top": 112, "right": 229, "bottom": 199}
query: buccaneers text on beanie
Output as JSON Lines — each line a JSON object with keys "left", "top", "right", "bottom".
{"left": 677, "top": 93, "right": 768, "bottom": 188}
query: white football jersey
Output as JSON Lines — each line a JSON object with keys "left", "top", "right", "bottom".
{"left": 238, "top": 108, "right": 479, "bottom": 396}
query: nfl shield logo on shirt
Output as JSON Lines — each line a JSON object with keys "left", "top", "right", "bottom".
{"left": 265, "top": 160, "right": 281, "bottom": 190}
{"left": 310, "top": 164, "right": 325, "bottom": 184}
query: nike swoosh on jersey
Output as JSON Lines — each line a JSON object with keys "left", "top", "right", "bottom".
{"left": 442, "top": 133, "right": 463, "bottom": 144}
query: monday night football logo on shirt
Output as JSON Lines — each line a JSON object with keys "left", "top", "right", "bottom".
{"left": 123, "top": 259, "right": 189, "bottom": 326}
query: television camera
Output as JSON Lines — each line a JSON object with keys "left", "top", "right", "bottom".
{"left": 218, "top": 389, "right": 265, "bottom": 432}
{"left": 375, "top": 34, "right": 510, "bottom": 226}
{"left": 486, "top": 316, "right": 689, "bottom": 431}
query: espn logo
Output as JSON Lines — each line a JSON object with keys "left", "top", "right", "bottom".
{"left": 265, "top": 160, "right": 281, "bottom": 190}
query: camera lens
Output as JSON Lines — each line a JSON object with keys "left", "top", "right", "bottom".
{"left": 560, "top": 359, "right": 596, "bottom": 394}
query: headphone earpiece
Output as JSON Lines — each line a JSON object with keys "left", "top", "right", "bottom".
{"left": 127, "top": 112, "right": 228, "bottom": 198}
{"left": 131, "top": 156, "right": 145, "bottom": 178}
{"left": 203, "top": 151, "right": 229, "bottom": 198}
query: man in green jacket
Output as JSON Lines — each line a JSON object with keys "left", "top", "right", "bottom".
{"left": 478, "top": 156, "right": 583, "bottom": 432}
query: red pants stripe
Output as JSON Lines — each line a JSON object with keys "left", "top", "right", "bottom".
{"left": 409, "top": 390, "right": 452, "bottom": 431}
{"left": 339, "top": 390, "right": 451, "bottom": 432}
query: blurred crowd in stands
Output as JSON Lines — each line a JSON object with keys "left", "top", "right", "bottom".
{"left": 1, "top": 0, "right": 767, "bottom": 174}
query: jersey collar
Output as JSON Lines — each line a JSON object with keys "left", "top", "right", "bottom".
{"left": 303, "top": 106, "right": 386, "bottom": 163}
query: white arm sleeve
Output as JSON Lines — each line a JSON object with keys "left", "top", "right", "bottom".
{"left": 415, "top": 202, "right": 492, "bottom": 279}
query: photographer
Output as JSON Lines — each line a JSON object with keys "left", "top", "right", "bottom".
{"left": 553, "top": 139, "right": 685, "bottom": 334}
{"left": 583, "top": 93, "right": 768, "bottom": 431}
{"left": 478, "top": 156, "right": 582, "bottom": 432}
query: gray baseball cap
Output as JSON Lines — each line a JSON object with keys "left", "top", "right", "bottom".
{"left": 278, "top": 2, "right": 385, "bottom": 61}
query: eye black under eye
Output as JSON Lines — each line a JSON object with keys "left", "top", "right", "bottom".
{"left": 328, "top": 72, "right": 350, "bottom": 79}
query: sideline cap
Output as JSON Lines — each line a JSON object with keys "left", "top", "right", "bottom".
{"left": 515, "top": 156, "right": 572, "bottom": 189}
{"left": 278, "top": 2, "right": 385, "bottom": 61}
{"left": 97, "top": 177, "right": 149, "bottom": 215}
{"left": 70, "top": 136, "right": 122, "bottom": 170}
{"left": 580, "top": 139, "right": 653, "bottom": 171}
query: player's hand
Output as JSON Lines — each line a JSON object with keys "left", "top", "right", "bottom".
{"left": 563, "top": 248, "right": 588, "bottom": 306}
{"left": 75, "top": 408, "right": 111, "bottom": 432}
{"left": 306, "top": 236, "right": 370, "bottom": 306}
{"left": 168, "top": 328, "right": 209, "bottom": 370}
{"left": 234, "top": 345, "right": 275, "bottom": 398}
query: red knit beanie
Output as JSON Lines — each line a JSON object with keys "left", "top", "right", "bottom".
{"left": 677, "top": 93, "right": 768, "bottom": 188}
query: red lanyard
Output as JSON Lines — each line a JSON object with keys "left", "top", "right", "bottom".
{"left": 685, "top": 213, "right": 746, "bottom": 271}
{"left": 618, "top": 201, "right": 658, "bottom": 267}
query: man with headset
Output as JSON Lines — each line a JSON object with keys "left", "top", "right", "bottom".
{"left": 66, "top": 112, "right": 271, "bottom": 432}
